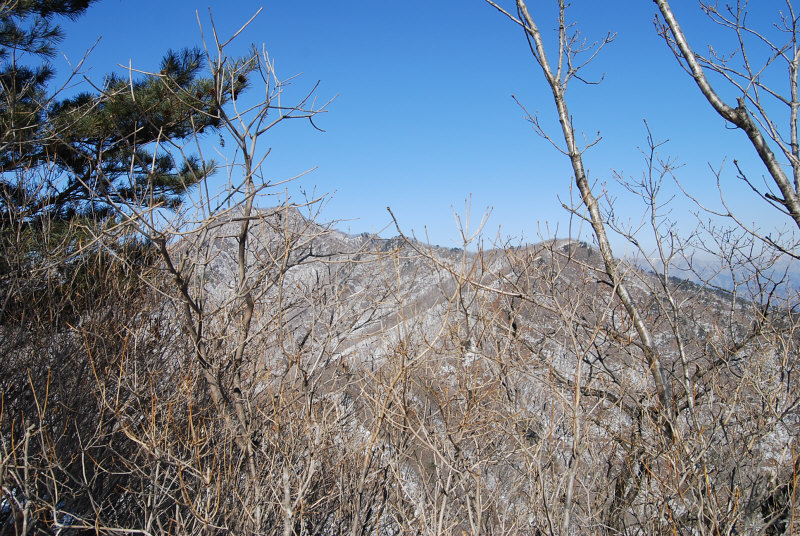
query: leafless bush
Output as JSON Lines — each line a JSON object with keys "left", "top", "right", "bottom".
{"left": 4, "top": 3, "right": 800, "bottom": 536}
{"left": 466, "top": 1, "right": 800, "bottom": 534}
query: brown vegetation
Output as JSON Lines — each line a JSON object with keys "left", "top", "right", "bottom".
{"left": 2, "top": 2, "right": 800, "bottom": 535}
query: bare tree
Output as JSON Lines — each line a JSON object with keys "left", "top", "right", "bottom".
{"left": 5, "top": 2, "right": 800, "bottom": 535}
{"left": 655, "top": 0, "right": 800, "bottom": 247}
{"left": 475, "top": 1, "right": 800, "bottom": 534}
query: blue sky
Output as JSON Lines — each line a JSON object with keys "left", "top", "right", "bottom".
{"left": 54, "top": 1, "right": 793, "bottom": 251}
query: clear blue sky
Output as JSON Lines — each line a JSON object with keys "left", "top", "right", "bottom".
{"left": 54, "top": 1, "right": 792, "bottom": 251}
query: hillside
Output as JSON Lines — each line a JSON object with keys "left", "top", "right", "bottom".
{"left": 147, "top": 207, "right": 800, "bottom": 534}
{"left": 2, "top": 203, "right": 798, "bottom": 535}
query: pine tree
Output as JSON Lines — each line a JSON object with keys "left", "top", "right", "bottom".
{"left": 0, "top": 1, "right": 97, "bottom": 179}
{"left": 0, "top": 1, "right": 250, "bottom": 325}
{"left": 0, "top": 1, "right": 247, "bottom": 222}
{"left": 40, "top": 47, "right": 241, "bottom": 219}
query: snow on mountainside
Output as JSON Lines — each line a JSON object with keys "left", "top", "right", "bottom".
{"left": 182, "top": 207, "right": 769, "bottom": 370}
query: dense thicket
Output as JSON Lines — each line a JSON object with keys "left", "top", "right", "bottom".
{"left": 0, "top": 3, "right": 250, "bottom": 533}
{"left": 1, "top": 1, "right": 799, "bottom": 535}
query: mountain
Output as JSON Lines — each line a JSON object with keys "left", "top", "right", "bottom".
{"left": 166, "top": 206, "right": 795, "bottom": 532}
{"left": 3, "top": 205, "right": 796, "bottom": 535}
